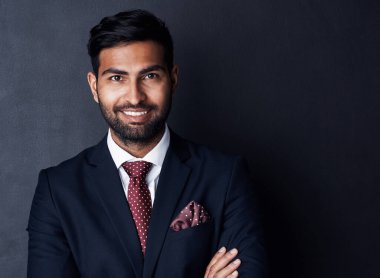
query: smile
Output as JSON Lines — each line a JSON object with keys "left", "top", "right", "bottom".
{"left": 123, "top": 110, "right": 148, "bottom": 116}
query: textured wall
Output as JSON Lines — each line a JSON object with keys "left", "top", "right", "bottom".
{"left": 1, "top": 0, "right": 379, "bottom": 277}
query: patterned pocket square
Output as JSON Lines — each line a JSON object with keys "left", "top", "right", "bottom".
{"left": 170, "top": 201, "right": 210, "bottom": 232}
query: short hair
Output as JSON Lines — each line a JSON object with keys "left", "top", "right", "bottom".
{"left": 87, "top": 9, "right": 174, "bottom": 76}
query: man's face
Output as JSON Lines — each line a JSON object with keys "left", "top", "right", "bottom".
{"left": 87, "top": 41, "right": 178, "bottom": 144}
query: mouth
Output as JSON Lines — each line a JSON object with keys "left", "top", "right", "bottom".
{"left": 119, "top": 108, "right": 152, "bottom": 123}
{"left": 122, "top": 110, "right": 148, "bottom": 117}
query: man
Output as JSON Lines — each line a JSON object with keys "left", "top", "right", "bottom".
{"left": 27, "top": 10, "right": 266, "bottom": 278}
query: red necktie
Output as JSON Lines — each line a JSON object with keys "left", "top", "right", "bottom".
{"left": 122, "top": 161, "right": 153, "bottom": 256}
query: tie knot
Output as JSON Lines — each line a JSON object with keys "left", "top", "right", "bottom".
{"left": 122, "top": 161, "right": 152, "bottom": 178}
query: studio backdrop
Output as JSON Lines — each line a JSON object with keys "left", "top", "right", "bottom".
{"left": 1, "top": 0, "right": 379, "bottom": 277}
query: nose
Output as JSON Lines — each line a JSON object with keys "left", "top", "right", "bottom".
{"left": 126, "top": 79, "right": 145, "bottom": 105}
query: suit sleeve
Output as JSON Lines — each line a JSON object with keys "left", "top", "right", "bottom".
{"left": 27, "top": 170, "right": 80, "bottom": 278}
{"left": 218, "top": 157, "right": 268, "bottom": 277}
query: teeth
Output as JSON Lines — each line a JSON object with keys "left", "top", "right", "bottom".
{"left": 123, "top": 111, "right": 148, "bottom": 116}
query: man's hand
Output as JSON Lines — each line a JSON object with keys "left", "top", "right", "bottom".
{"left": 204, "top": 247, "right": 240, "bottom": 278}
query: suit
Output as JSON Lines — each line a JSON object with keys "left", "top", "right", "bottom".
{"left": 27, "top": 131, "right": 267, "bottom": 277}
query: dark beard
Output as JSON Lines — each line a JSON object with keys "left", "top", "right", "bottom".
{"left": 98, "top": 99, "right": 171, "bottom": 145}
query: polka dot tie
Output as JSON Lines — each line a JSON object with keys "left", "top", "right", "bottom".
{"left": 122, "top": 161, "right": 153, "bottom": 256}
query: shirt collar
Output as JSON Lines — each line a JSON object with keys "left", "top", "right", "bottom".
{"left": 107, "top": 124, "right": 170, "bottom": 169}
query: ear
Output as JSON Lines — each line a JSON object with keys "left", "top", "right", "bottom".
{"left": 170, "top": 65, "right": 179, "bottom": 95}
{"left": 87, "top": 72, "right": 99, "bottom": 103}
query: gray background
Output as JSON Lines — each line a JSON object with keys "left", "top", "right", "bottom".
{"left": 1, "top": 0, "right": 379, "bottom": 277}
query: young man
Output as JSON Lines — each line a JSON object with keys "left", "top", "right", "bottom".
{"left": 27, "top": 10, "right": 267, "bottom": 278}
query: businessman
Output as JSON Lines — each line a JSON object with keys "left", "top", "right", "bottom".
{"left": 27, "top": 10, "right": 267, "bottom": 277}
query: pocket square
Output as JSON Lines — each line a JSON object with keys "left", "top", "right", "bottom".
{"left": 170, "top": 201, "right": 210, "bottom": 232}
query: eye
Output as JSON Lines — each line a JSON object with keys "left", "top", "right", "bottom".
{"left": 110, "top": 75, "right": 123, "bottom": 81}
{"left": 143, "top": 73, "right": 159, "bottom": 80}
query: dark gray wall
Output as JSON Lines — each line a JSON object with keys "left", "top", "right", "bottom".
{"left": 1, "top": 0, "right": 379, "bottom": 277}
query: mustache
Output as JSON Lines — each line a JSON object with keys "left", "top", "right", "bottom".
{"left": 114, "top": 103, "right": 157, "bottom": 111}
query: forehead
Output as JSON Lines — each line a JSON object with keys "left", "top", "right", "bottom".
{"left": 98, "top": 41, "right": 166, "bottom": 71}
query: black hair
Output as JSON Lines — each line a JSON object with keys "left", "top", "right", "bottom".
{"left": 87, "top": 9, "right": 173, "bottom": 76}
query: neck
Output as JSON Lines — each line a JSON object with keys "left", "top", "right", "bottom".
{"left": 110, "top": 128, "right": 165, "bottom": 158}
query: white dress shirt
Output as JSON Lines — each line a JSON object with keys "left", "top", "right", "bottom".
{"left": 107, "top": 124, "right": 170, "bottom": 206}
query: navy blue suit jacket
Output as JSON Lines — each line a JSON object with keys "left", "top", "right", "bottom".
{"left": 27, "top": 132, "right": 267, "bottom": 277}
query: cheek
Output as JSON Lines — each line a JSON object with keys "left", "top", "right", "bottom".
{"left": 97, "top": 86, "right": 124, "bottom": 106}
{"left": 146, "top": 84, "right": 172, "bottom": 104}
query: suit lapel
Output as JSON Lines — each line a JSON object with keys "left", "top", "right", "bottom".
{"left": 85, "top": 137, "right": 143, "bottom": 278}
{"left": 143, "top": 132, "right": 191, "bottom": 278}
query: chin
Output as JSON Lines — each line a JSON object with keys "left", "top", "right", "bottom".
{"left": 114, "top": 123, "right": 164, "bottom": 144}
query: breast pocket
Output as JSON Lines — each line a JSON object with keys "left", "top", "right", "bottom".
{"left": 166, "top": 219, "right": 214, "bottom": 242}
{"left": 158, "top": 220, "right": 214, "bottom": 277}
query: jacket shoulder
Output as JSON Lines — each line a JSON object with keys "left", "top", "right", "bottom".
{"left": 42, "top": 139, "right": 104, "bottom": 175}
{"left": 172, "top": 133, "right": 242, "bottom": 168}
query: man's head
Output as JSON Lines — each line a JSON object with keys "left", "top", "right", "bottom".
{"left": 86, "top": 10, "right": 178, "bottom": 151}
{"left": 87, "top": 9, "right": 174, "bottom": 77}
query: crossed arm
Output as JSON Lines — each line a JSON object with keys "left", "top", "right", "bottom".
{"left": 205, "top": 157, "right": 267, "bottom": 277}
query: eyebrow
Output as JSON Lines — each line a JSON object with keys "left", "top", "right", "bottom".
{"left": 101, "top": 65, "right": 166, "bottom": 76}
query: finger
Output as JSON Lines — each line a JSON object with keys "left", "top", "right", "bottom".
{"left": 229, "top": 270, "right": 239, "bottom": 277}
{"left": 214, "top": 259, "right": 240, "bottom": 278}
{"left": 207, "top": 248, "right": 239, "bottom": 277}
{"left": 205, "top": 247, "right": 227, "bottom": 277}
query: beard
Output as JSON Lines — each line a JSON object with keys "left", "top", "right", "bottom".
{"left": 98, "top": 98, "right": 172, "bottom": 145}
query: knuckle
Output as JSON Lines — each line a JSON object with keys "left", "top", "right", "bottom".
{"left": 228, "top": 262, "right": 236, "bottom": 269}
{"left": 214, "top": 253, "right": 223, "bottom": 259}
{"left": 216, "top": 253, "right": 224, "bottom": 259}
{"left": 209, "top": 265, "right": 216, "bottom": 273}
{"left": 210, "top": 258, "right": 218, "bottom": 265}
{"left": 227, "top": 252, "right": 236, "bottom": 258}
{"left": 223, "top": 255, "right": 233, "bottom": 262}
